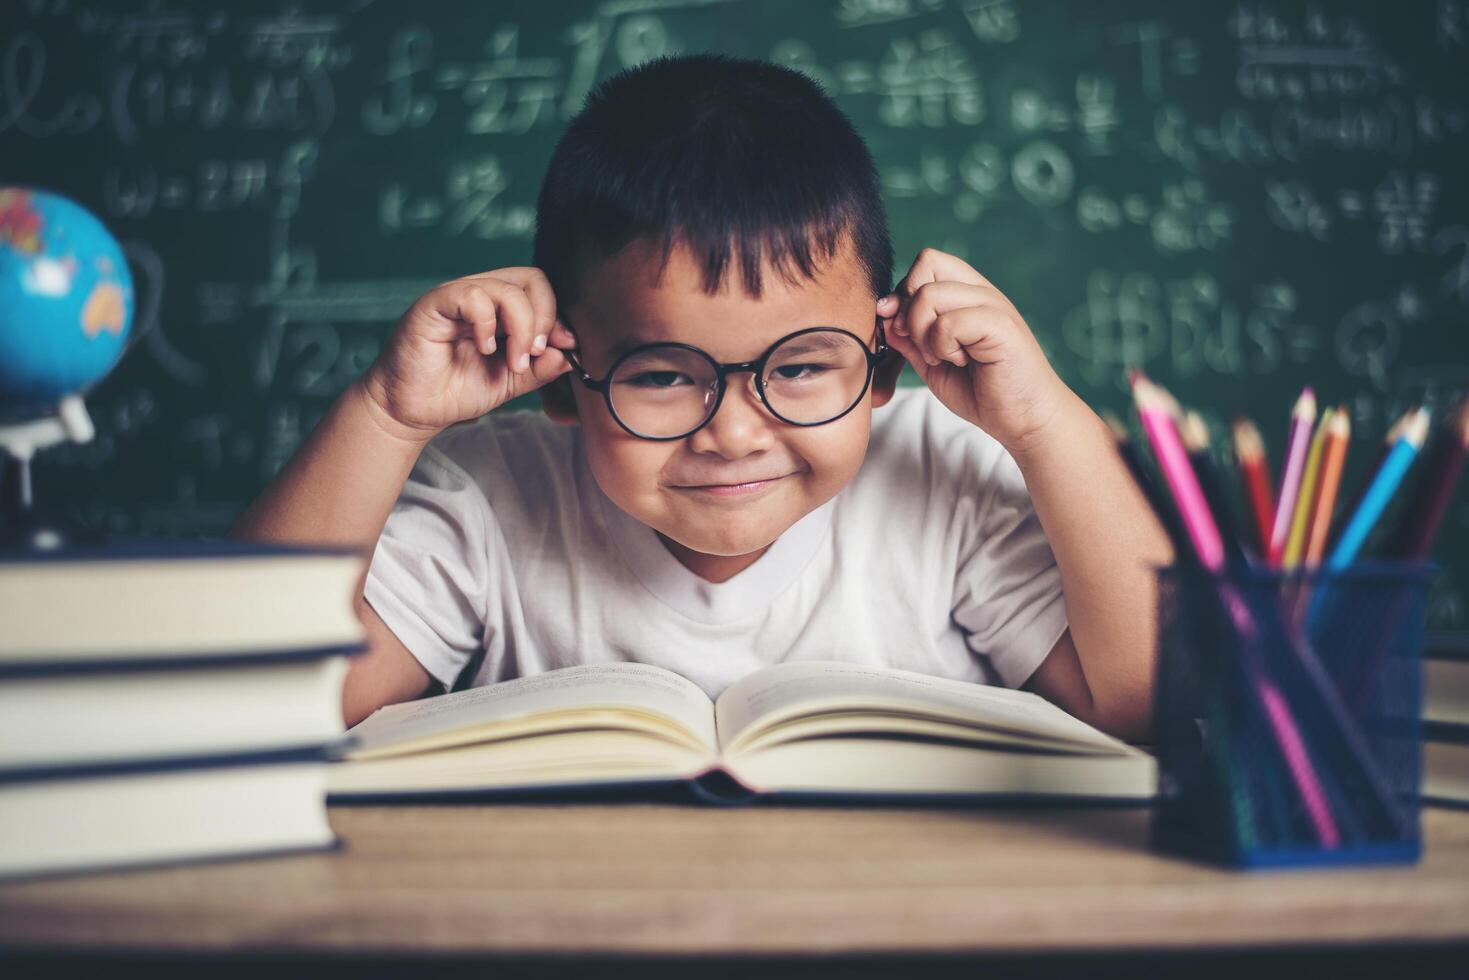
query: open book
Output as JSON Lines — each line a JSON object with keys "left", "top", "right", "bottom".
{"left": 328, "top": 660, "right": 1156, "bottom": 803}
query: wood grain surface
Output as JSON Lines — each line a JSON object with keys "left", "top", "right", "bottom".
{"left": 2, "top": 803, "right": 1468, "bottom": 955}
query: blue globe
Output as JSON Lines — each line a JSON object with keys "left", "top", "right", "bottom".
{"left": 0, "top": 188, "right": 134, "bottom": 417}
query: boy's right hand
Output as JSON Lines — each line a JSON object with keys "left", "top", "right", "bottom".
{"left": 359, "top": 268, "right": 576, "bottom": 443}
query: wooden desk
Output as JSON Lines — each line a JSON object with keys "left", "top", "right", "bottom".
{"left": 2, "top": 803, "right": 1468, "bottom": 959}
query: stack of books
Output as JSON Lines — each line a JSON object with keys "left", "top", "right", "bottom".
{"left": 0, "top": 538, "right": 366, "bottom": 879}
{"left": 1425, "top": 637, "right": 1469, "bottom": 806}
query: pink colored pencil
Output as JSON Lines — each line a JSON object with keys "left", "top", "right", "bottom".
{"left": 1268, "top": 387, "right": 1318, "bottom": 568}
{"left": 1131, "top": 377, "right": 1225, "bottom": 569}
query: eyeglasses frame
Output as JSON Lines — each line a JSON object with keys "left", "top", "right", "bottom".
{"left": 559, "top": 316, "right": 891, "bottom": 442}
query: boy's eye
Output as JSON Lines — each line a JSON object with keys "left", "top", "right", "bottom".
{"left": 624, "top": 370, "right": 694, "bottom": 388}
{"left": 769, "top": 363, "right": 828, "bottom": 382}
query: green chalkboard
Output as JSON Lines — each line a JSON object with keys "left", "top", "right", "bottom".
{"left": 4, "top": 0, "right": 1469, "bottom": 629}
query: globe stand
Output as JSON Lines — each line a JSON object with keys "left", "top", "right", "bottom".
{"left": 0, "top": 395, "right": 102, "bottom": 552}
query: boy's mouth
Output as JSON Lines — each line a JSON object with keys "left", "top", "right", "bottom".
{"left": 672, "top": 473, "right": 793, "bottom": 497}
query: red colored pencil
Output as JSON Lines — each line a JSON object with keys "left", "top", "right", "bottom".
{"left": 1232, "top": 418, "right": 1274, "bottom": 557}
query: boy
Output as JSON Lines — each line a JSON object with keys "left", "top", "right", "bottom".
{"left": 233, "top": 55, "right": 1171, "bottom": 737}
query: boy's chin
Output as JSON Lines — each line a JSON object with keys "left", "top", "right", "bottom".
{"left": 659, "top": 519, "right": 789, "bottom": 559}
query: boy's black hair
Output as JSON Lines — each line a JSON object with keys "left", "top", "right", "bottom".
{"left": 532, "top": 53, "right": 893, "bottom": 309}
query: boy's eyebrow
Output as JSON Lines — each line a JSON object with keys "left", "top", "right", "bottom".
{"left": 603, "top": 324, "right": 856, "bottom": 362}
{"left": 605, "top": 335, "right": 655, "bottom": 361}
{"left": 770, "top": 332, "right": 852, "bottom": 356}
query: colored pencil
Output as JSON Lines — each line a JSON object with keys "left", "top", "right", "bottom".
{"left": 1104, "top": 411, "right": 1189, "bottom": 555}
{"left": 1137, "top": 375, "right": 1346, "bottom": 847}
{"left": 1388, "top": 396, "right": 1469, "bottom": 560}
{"left": 1325, "top": 408, "right": 1430, "bottom": 571}
{"left": 1269, "top": 388, "right": 1317, "bottom": 568}
{"left": 1131, "top": 377, "right": 1225, "bottom": 569}
{"left": 1282, "top": 407, "right": 1333, "bottom": 570}
{"left": 1334, "top": 404, "right": 1416, "bottom": 551}
{"left": 1232, "top": 418, "right": 1275, "bottom": 557}
{"left": 1181, "top": 412, "right": 1247, "bottom": 566}
{"left": 1303, "top": 408, "right": 1351, "bottom": 567}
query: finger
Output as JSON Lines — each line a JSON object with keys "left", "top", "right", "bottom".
{"left": 899, "top": 280, "right": 990, "bottom": 366}
{"left": 480, "top": 266, "right": 559, "bottom": 354}
{"left": 881, "top": 317, "right": 931, "bottom": 378}
{"left": 926, "top": 305, "right": 1015, "bottom": 368}
{"left": 462, "top": 267, "right": 562, "bottom": 363}
{"left": 897, "top": 247, "right": 991, "bottom": 300}
{"left": 505, "top": 347, "right": 573, "bottom": 402}
{"left": 528, "top": 346, "right": 571, "bottom": 384}
{"left": 472, "top": 277, "right": 538, "bottom": 373}
{"left": 548, "top": 318, "right": 577, "bottom": 350}
{"left": 425, "top": 282, "right": 499, "bottom": 355}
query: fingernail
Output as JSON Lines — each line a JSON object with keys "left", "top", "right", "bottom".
{"left": 482, "top": 338, "right": 495, "bottom": 355}
{"left": 532, "top": 335, "right": 547, "bottom": 354}
{"left": 516, "top": 353, "right": 530, "bottom": 371}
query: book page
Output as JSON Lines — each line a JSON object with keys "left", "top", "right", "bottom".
{"left": 714, "top": 660, "right": 1128, "bottom": 754}
{"left": 347, "top": 662, "right": 717, "bottom": 756}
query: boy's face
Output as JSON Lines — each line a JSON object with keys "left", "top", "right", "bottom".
{"left": 552, "top": 235, "right": 898, "bottom": 574}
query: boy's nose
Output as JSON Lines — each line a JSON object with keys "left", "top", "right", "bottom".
{"left": 686, "top": 373, "right": 776, "bottom": 458}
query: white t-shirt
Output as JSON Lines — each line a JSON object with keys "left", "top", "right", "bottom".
{"left": 364, "top": 386, "right": 1068, "bottom": 700}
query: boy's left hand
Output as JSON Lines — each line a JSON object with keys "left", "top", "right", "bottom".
{"left": 877, "top": 248, "right": 1071, "bottom": 456}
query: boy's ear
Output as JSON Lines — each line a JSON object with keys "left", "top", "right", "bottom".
{"left": 870, "top": 348, "right": 905, "bottom": 408}
{"left": 538, "top": 375, "right": 580, "bottom": 424}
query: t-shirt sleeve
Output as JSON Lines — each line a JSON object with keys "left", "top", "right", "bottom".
{"left": 363, "top": 443, "right": 494, "bottom": 689}
{"left": 948, "top": 429, "right": 1070, "bottom": 690}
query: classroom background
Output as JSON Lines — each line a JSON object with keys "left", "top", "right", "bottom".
{"left": 3, "top": 0, "right": 1468, "bottom": 636}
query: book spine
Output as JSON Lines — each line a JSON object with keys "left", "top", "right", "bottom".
{"left": 687, "top": 766, "right": 760, "bottom": 806}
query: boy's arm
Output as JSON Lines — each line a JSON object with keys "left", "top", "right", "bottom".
{"left": 231, "top": 269, "right": 574, "bottom": 727}
{"left": 230, "top": 378, "right": 436, "bottom": 725}
{"left": 879, "top": 249, "right": 1172, "bottom": 741}
{"left": 1007, "top": 393, "right": 1173, "bottom": 742}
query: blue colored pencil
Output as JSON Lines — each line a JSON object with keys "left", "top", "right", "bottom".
{"left": 1325, "top": 408, "right": 1430, "bottom": 571}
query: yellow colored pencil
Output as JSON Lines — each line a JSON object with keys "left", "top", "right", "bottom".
{"left": 1282, "top": 406, "right": 1333, "bottom": 569}
{"left": 1303, "top": 408, "right": 1351, "bottom": 567}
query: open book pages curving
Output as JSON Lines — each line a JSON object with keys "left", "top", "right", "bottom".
{"left": 328, "top": 660, "right": 1156, "bottom": 803}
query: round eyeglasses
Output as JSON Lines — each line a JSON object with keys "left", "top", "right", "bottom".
{"left": 561, "top": 318, "right": 890, "bottom": 441}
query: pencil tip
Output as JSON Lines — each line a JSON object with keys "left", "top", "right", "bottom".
{"left": 1233, "top": 417, "right": 1264, "bottom": 458}
{"left": 1386, "top": 404, "right": 1419, "bottom": 443}
{"left": 1181, "top": 412, "right": 1211, "bottom": 451}
{"left": 1406, "top": 407, "right": 1432, "bottom": 447}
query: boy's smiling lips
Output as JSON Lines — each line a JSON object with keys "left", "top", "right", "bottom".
{"left": 668, "top": 471, "right": 799, "bottom": 496}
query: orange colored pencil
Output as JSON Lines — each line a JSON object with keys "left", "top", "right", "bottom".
{"left": 1232, "top": 418, "right": 1274, "bottom": 556}
{"left": 1303, "top": 407, "right": 1351, "bottom": 566}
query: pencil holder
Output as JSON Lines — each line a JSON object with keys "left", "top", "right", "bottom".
{"left": 1150, "top": 561, "right": 1431, "bottom": 870}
